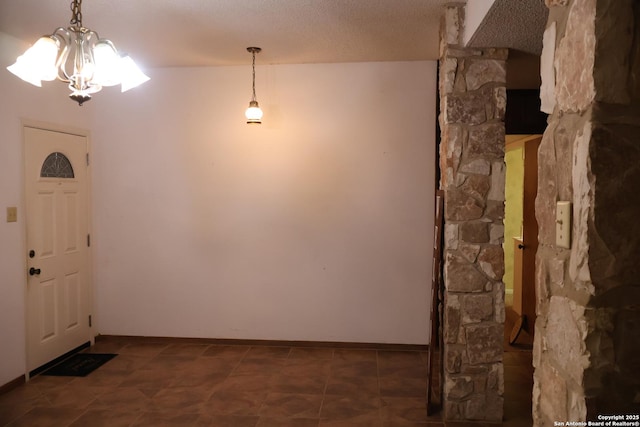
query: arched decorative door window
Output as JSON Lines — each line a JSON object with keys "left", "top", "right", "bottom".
{"left": 40, "top": 152, "right": 75, "bottom": 178}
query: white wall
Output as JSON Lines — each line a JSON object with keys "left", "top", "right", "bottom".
{"left": 90, "top": 61, "right": 436, "bottom": 344}
{"left": 0, "top": 32, "right": 93, "bottom": 386}
{"left": 1, "top": 33, "right": 436, "bottom": 385}
{"left": 464, "top": 0, "right": 496, "bottom": 46}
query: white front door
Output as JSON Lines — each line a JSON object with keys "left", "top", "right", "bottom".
{"left": 24, "top": 126, "right": 92, "bottom": 373}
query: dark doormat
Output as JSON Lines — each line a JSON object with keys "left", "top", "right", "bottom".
{"left": 42, "top": 353, "right": 117, "bottom": 377}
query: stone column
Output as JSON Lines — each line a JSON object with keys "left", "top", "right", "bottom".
{"left": 534, "top": 0, "right": 640, "bottom": 425}
{"left": 438, "top": 5, "right": 507, "bottom": 422}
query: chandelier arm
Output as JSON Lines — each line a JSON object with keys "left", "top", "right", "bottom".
{"left": 52, "top": 28, "right": 72, "bottom": 82}
{"left": 84, "top": 30, "right": 100, "bottom": 47}
{"left": 71, "top": 29, "right": 98, "bottom": 92}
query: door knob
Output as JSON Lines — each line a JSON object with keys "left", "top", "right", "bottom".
{"left": 29, "top": 267, "right": 41, "bottom": 276}
{"left": 517, "top": 244, "right": 525, "bottom": 249}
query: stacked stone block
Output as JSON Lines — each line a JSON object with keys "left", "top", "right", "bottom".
{"left": 534, "top": 0, "right": 640, "bottom": 424}
{"left": 438, "top": 5, "right": 507, "bottom": 422}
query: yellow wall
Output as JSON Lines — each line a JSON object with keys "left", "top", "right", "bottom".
{"left": 504, "top": 144, "right": 524, "bottom": 298}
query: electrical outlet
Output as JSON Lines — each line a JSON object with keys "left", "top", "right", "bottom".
{"left": 6, "top": 207, "right": 17, "bottom": 223}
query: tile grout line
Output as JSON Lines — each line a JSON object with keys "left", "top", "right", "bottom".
{"left": 317, "top": 357, "right": 330, "bottom": 422}
{"left": 376, "top": 349, "right": 384, "bottom": 423}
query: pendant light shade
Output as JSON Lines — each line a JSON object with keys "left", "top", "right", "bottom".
{"left": 245, "top": 100, "right": 263, "bottom": 124}
{"left": 245, "top": 47, "right": 263, "bottom": 124}
{"left": 6, "top": 0, "right": 149, "bottom": 105}
{"left": 7, "top": 37, "right": 59, "bottom": 87}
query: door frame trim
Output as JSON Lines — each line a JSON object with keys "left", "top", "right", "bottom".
{"left": 21, "top": 119, "right": 94, "bottom": 379}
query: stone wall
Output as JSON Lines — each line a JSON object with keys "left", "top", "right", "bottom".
{"left": 438, "top": 5, "right": 507, "bottom": 422}
{"left": 534, "top": 0, "right": 640, "bottom": 424}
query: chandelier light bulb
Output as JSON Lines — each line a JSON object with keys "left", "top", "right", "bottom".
{"left": 7, "top": 36, "right": 59, "bottom": 86}
{"left": 5, "top": 0, "right": 149, "bottom": 105}
{"left": 119, "top": 55, "right": 151, "bottom": 92}
{"left": 92, "top": 41, "right": 122, "bottom": 87}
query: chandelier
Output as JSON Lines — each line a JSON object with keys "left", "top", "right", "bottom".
{"left": 7, "top": 0, "right": 149, "bottom": 106}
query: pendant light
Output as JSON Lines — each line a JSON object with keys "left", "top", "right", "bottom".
{"left": 245, "top": 47, "right": 263, "bottom": 124}
{"left": 6, "top": 0, "right": 149, "bottom": 106}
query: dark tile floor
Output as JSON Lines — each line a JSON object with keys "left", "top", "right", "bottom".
{"left": 0, "top": 337, "right": 533, "bottom": 426}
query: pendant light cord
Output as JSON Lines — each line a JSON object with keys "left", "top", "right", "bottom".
{"left": 251, "top": 50, "right": 257, "bottom": 102}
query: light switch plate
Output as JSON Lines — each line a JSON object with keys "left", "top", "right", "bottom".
{"left": 6, "top": 207, "right": 17, "bottom": 223}
{"left": 556, "top": 201, "right": 571, "bottom": 249}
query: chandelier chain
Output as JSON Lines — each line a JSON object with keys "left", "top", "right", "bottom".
{"left": 70, "top": 0, "right": 83, "bottom": 27}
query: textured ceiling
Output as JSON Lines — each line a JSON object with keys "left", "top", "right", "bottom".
{"left": 0, "top": 1, "right": 548, "bottom": 69}
{"left": 0, "top": 0, "right": 454, "bottom": 68}
{"left": 466, "top": 0, "right": 548, "bottom": 55}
